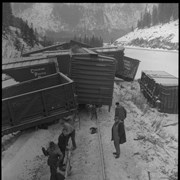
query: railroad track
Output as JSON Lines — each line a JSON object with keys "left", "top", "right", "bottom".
{"left": 95, "top": 116, "right": 107, "bottom": 180}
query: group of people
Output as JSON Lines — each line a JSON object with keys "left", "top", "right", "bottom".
{"left": 42, "top": 117, "right": 77, "bottom": 180}
{"left": 42, "top": 102, "right": 126, "bottom": 179}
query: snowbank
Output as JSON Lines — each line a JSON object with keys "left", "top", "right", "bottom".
{"left": 114, "top": 20, "right": 179, "bottom": 50}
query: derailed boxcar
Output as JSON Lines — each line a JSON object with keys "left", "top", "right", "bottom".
{"left": 2, "top": 56, "right": 57, "bottom": 82}
{"left": 70, "top": 48, "right": 116, "bottom": 111}
{"left": 117, "top": 56, "right": 140, "bottom": 81}
{"left": 90, "top": 46, "right": 140, "bottom": 81}
{"left": 2, "top": 73, "right": 77, "bottom": 136}
{"left": 139, "top": 70, "right": 178, "bottom": 114}
{"left": 22, "top": 40, "right": 92, "bottom": 57}
{"left": 43, "top": 50, "right": 71, "bottom": 77}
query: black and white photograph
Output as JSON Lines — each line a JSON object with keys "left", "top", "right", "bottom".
{"left": 2, "top": 3, "right": 178, "bottom": 180}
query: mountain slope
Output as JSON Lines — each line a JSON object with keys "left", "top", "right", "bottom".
{"left": 11, "top": 3, "right": 155, "bottom": 42}
{"left": 2, "top": 26, "right": 43, "bottom": 61}
{"left": 114, "top": 20, "right": 179, "bottom": 50}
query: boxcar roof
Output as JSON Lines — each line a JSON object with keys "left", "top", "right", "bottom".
{"left": 153, "top": 78, "right": 178, "bottom": 86}
{"left": 90, "top": 46, "right": 125, "bottom": 52}
{"left": 72, "top": 48, "right": 115, "bottom": 61}
{"left": 143, "top": 70, "right": 178, "bottom": 86}
{"left": 2, "top": 56, "right": 55, "bottom": 70}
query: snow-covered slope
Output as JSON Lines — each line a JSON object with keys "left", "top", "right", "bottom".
{"left": 114, "top": 20, "right": 179, "bottom": 50}
{"left": 2, "top": 28, "right": 21, "bottom": 60}
{"left": 2, "top": 26, "right": 43, "bottom": 63}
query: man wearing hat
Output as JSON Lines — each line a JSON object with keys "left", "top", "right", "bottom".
{"left": 61, "top": 117, "right": 77, "bottom": 150}
{"left": 111, "top": 102, "right": 127, "bottom": 158}
{"left": 42, "top": 141, "right": 65, "bottom": 180}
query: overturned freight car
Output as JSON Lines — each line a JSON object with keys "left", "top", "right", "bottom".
{"left": 139, "top": 70, "right": 178, "bottom": 114}
{"left": 90, "top": 46, "right": 140, "bottom": 81}
{"left": 2, "top": 73, "right": 77, "bottom": 136}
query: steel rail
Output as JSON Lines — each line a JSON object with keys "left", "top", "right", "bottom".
{"left": 96, "top": 117, "right": 107, "bottom": 180}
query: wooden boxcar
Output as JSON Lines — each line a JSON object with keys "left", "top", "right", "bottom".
{"left": 43, "top": 50, "right": 71, "bottom": 77}
{"left": 70, "top": 48, "right": 116, "bottom": 111}
{"left": 117, "top": 56, "right": 140, "bottom": 81}
{"left": 2, "top": 73, "right": 77, "bottom": 136}
{"left": 139, "top": 70, "right": 178, "bottom": 114}
{"left": 90, "top": 46, "right": 140, "bottom": 81}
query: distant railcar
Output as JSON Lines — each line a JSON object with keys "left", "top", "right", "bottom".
{"left": 139, "top": 70, "right": 178, "bottom": 114}
{"left": 90, "top": 46, "right": 140, "bottom": 81}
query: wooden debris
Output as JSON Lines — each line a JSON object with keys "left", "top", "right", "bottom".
{"left": 147, "top": 171, "right": 151, "bottom": 180}
{"left": 163, "top": 122, "right": 178, "bottom": 127}
{"left": 134, "top": 135, "right": 145, "bottom": 141}
{"left": 65, "top": 149, "right": 72, "bottom": 178}
{"left": 133, "top": 152, "right": 140, "bottom": 156}
{"left": 168, "top": 145, "right": 178, "bottom": 150}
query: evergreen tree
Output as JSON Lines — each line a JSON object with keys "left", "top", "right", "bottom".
{"left": 34, "top": 28, "right": 38, "bottom": 43}
{"left": 142, "top": 11, "right": 147, "bottom": 28}
{"left": 99, "top": 36, "right": 103, "bottom": 46}
{"left": 140, "top": 12, "right": 143, "bottom": 28}
{"left": 158, "top": 3, "right": 166, "bottom": 24}
{"left": 152, "top": 5, "right": 159, "bottom": 26}
{"left": 137, "top": 20, "right": 140, "bottom": 29}
{"left": 14, "top": 37, "right": 22, "bottom": 51}
{"left": 91, "top": 35, "right": 95, "bottom": 47}
{"left": 131, "top": 26, "right": 134, "bottom": 31}
{"left": 86, "top": 36, "right": 90, "bottom": 45}
{"left": 28, "top": 27, "right": 34, "bottom": 47}
{"left": 147, "top": 11, "right": 151, "bottom": 27}
{"left": 172, "top": 3, "right": 178, "bottom": 20}
{"left": 2, "top": 3, "right": 13, "bottom": 32}
{"left": 165, "top": 3, "right": 174, "bottom": 23}
{"left": 83, "top": 34, "right": 86, "bottom": 44}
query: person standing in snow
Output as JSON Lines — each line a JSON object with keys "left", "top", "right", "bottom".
{"left": 42, "top": 141, "right": 65, "bottom": 180}
{"left": 61, "top": 117, "right": 77, "bottom": 150}
{"left": 111, "top": 102, "right": 127, "bottom": 158}
{"left": 58, "top": 130, "right": 69, "bottom": 166}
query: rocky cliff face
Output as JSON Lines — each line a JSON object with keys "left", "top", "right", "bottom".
{"left": 11, "top": 3, "right": 153, "bottom": 42}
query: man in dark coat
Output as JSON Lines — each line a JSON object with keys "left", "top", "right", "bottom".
{"left": 61, "top": 118, "right": 77, "bottom": 150}
{"left": 42, "top": 141, "right": 65, "bottom": 180}
{"left": 111, "top": 102, "right": 127, "bottom": 158}
{"left": 58, "top": 130, "right": 69, "bottom": 166}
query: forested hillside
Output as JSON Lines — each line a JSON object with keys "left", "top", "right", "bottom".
{"left": 114, "top": 3, "right": 179, "bottom": 50}
{"left": 2, "top": 3, "right": 53, "bottom": 59}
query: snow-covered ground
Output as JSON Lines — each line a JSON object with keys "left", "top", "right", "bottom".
{"left": 2, "top": 80, "right": 178, "bottom": 180}
{"left": 124, "top": 47, "right": 178, "bottom": 79}
{"left": 114, "top": 20, "right": 179, "bottom": 50}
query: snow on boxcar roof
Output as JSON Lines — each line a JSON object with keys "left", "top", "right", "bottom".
{"left": 142, "top": 70, "right": 178, "bottom": 86}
